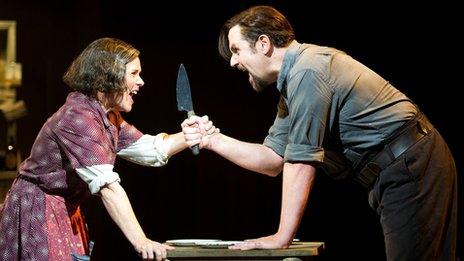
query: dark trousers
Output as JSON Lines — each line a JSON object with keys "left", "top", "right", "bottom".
{"left": 368, "top": 128, "right": 457, "bottom": 261}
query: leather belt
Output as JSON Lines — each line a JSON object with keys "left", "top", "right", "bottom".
{"left": 352, "top": 112, "right": 433, "bottom": 189}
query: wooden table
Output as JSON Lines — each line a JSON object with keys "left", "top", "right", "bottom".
{"left": 166, "top": 242, "right": 324, "bottom": 261}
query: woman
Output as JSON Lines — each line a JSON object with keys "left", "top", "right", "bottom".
{"left": 0, "top": 37, "right": 214, "bottom": 261}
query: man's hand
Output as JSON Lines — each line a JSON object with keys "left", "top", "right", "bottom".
{"left": 228, "top": 234, "right": 292, "bottom": 250}
{"left": 181, "top": 115, "right": 219, "bottom": 149}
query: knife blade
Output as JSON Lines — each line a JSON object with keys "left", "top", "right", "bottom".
{"left": 176, "top": 63, "right": 200, "bottom": 155}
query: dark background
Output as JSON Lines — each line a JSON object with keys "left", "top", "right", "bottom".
{"left": 1, "top": 0, "right": 461, "bottom": 260}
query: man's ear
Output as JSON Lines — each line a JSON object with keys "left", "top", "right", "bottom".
{"left": 257, "top": 34, "right": 272, "bottom": 54}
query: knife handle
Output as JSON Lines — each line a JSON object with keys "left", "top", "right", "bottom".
{"left": 191, "top": 145, "right": 200, "bottom": 155}
{"left": 188, "top": 111, "right": 200, "bottom": 155}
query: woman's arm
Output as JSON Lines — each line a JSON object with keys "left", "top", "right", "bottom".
{"left": 117, "top": 116, "right": 216, "bottom": 166}
{"left": 99, "top": 182, "right": 173, "bottom": 260}
{"left": 159, "top": 132, "right": 189, "bottom": 157}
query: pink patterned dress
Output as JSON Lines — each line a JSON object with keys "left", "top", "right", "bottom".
{"left": 0, "top": 92, "right": 143, "bottom": 260}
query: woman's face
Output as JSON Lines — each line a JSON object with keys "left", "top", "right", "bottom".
{"left": 112, "top": 57, "right": 144, "bottom": 112}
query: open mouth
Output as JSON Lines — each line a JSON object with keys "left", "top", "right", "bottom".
{"left": 129, "top": 90, "right": 138, "bottom": 97}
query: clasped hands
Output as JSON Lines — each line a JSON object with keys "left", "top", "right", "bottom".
{"left": 181, "top": 115, "right": 219, "bottom": 149}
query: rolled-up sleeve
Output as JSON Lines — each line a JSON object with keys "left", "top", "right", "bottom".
{"left": 116, "top": 134, "right": 169, "bottom": 167}
{"left": 270, "top": 69, "right": 331, "bottom": 163}
{"left": 76, "top": 164, "right": 120, "bottom": 194}
{"left": 264, "top": 113, "right": 289, "bottom": 157}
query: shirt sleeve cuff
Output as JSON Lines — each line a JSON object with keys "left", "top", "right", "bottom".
{"left": 76, "top": 164, "right": 121, "bottom": 194}
{"left": 116, "top": 134, "right": 169, "bottom": 167}
{"left": 284, "top": 144, "right": 325, "bottom": 163}
{"left": 263, "top": 136, "right": 286, "bottom": 157}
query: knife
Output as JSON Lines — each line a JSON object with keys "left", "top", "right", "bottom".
{"left": 176, "top": 63, "right": 200, "bottom": 155}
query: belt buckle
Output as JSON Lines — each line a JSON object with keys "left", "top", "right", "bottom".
{"left": 357, "top": 162, "right": 382, "bottom": 188}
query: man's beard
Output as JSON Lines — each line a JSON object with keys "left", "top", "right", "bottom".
{"left": 249, "top": 73, "right": 269, "bottom": 93}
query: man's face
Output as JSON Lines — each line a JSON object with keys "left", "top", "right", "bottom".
{"left": 228, "top": 25, "right": 270, "bottom": 92}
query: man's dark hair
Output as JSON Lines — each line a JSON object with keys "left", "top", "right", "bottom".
{"left": 218, "top": 6, "right": 295, "bottom": 61}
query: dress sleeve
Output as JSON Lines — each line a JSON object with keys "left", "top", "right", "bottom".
{"left": 116, "top": 134, "right": 169, "bottom": 167}
{"left": 53, "top": 107, "right": 119, "bottom": 194}
{"left": 116, "top": 120, "right": 143, "bottom": 151}
{"left": 53, "top": 107, "right": 116, "bottom": 168}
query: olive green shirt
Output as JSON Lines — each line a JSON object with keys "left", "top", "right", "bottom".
{"left": 263, "top": 41, "right": 416, "bottom": 177}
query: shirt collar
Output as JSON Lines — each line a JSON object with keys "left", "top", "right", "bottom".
{"left": 276, "top": 40, "right": 301, "bottom": 93}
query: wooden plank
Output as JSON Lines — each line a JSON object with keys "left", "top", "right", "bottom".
{"left": 167, "top": 242, "right": 324, "bottom": 259}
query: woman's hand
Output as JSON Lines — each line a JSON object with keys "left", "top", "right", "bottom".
{"left": 229, "top": 234, "right": 291, "bottom": 250}
{"left": 134, "top": 237, "right": 174, "bottom": 260}
{"left": 181, "top": 115, "right": 219, "bottom": 149}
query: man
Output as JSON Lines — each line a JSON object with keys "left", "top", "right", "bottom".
{"left": 184, "top": 5, "right": 457, "bottom": 261}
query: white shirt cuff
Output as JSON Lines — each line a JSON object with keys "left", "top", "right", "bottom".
{"left": 76, "top": 164, "right": 120, "bottom": 194}
{"left": 117, "top": 134, "right": 169, "bottom": 167}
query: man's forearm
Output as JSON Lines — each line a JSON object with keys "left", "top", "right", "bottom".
{"left": 276, "top": 162, "right": 316, "bottom": 244}
{"left": 208, "top": 133, "right": 284, "bottom": 176}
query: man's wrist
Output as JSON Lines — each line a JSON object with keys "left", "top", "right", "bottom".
{"left": 207, "top": 132, "right": 221, "bottom": 151}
